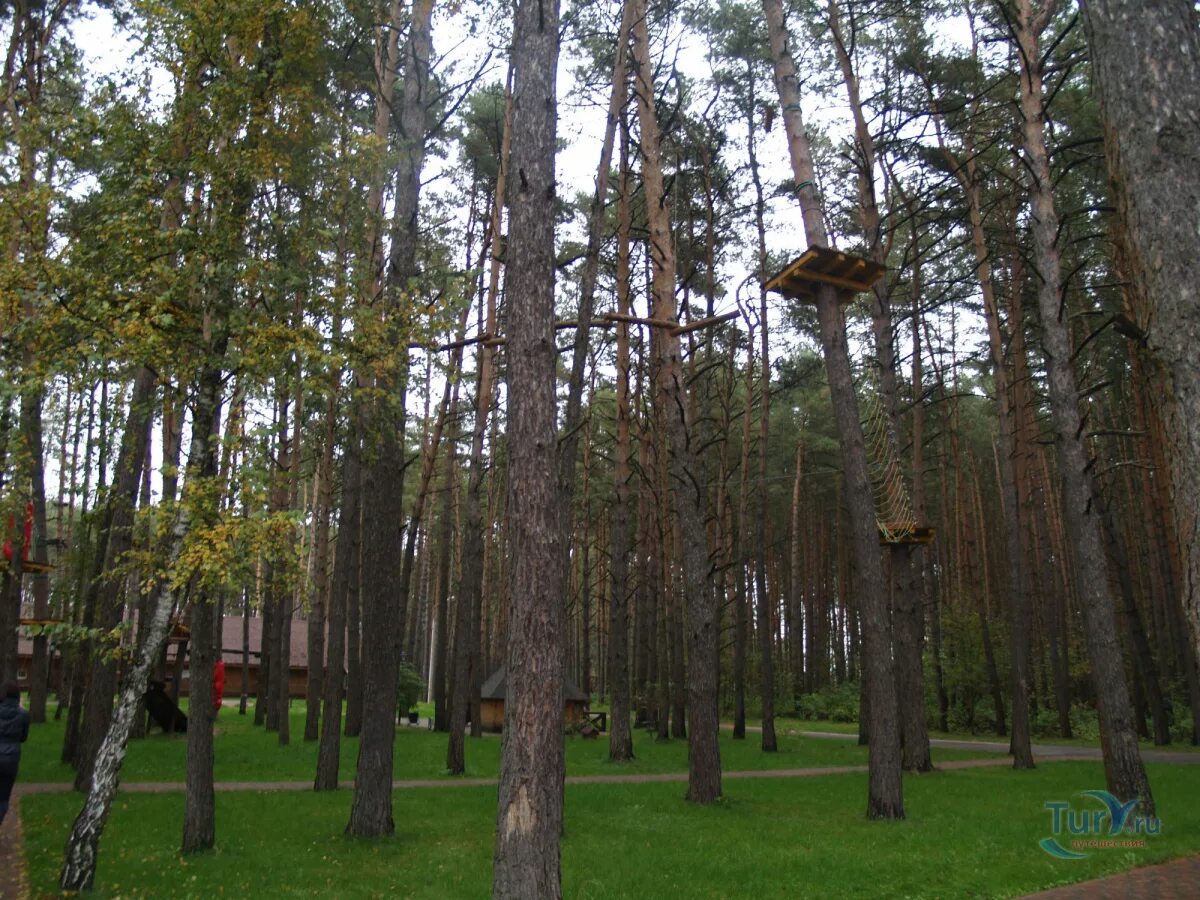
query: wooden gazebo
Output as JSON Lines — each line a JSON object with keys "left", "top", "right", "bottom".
{"left": 478, "top": 666, "right": 589, "bottom": 733}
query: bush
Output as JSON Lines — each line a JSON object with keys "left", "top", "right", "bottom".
{"left": 794, "top": 681, "right": 860, "bottom": 723}
{"left": 396, "top": 661, "right": 425, "bottom": 714}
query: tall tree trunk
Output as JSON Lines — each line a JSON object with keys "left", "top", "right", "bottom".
{"left": 1014, "top": 0, "right": 1152, "bottom": 813}
{"left": 403, "top": 388, "right": 453, "bottom": 682}
{"left": 580, "top": 506, "right": 592, "bottom": 697}
{"left": 0, "top": 409, "right": 14, "bottom": 684}
{"left": 259, "top": 576, "right": 276, "bottom": 729}
{"left": 6, "top": 0, "right": 75, "bottom": 720}
{"left": 732, "top": 333, "right": 755, "bottom": 741}
{"left": 19, "top": 386, "right": 51, "bottom": 722}
{"left": 607, "top": 112, "right": 635, "bottom": 763}
{"left": 789, "top": 444, "right": 805, "bottom": 711}
{"left": 1097, "top": 493, "right": 1171, "bottom": 746}
{"left": 491, "top": 0, "right": 565, "bottom": 888}
{"left": 669, "top": 523, "right": 687, "bottom": 740}
{"left": 183, "top": 585, "right": 218, "bottom": 853}
{"left": 305, "top": 370, "right": 338, "bottom": 742}
{"left": 73, "top": 368, "right": 157, "bottom": 792}
{"left": 61, "top": 354, "right": 226, "bottom": 892}
{"left": 941, "top": 136, "right": 1034, "bottom": 767}
{"left": 346, "top": 0, "right": 432, "bottom": 837}
{"left": 397, "top": 301, "right": 468, "bottom": 697}
{"left": 1077, "top": 0, "right": 1200, "bottom": 675}
{"left": 239, "top": 588, "right": 250, "bottom": 716}
{"left": 265, "top": 389, "right": 291, "bottom": 736}
{"left": 60, "top": 380, "right": 102, "bottom": 758}
{"left": 275, "top": 372, "right": 300, "bottom": 747}
{"left": 448, "top": 79, "right": 512, "bottom": 774}
{"left": 316, "top": 415, "right": 361, "bottom": 790}
{"left": 431, "top": 434, "right": 457, "bottom": 732}
{"left": 631, "top": 0, "right": 721, "bottom": 803}
{"left": 554, "top": 0, "right": 635, "bottom": 710}
{"left": 764, "top": 0, "right": 903, "bottom": 819}
{"left": 745, "top": 64, "right": 777, "bottom": 752}
{"left": 829, "top": 0, "right": 929, "bottom": 772}
{"left": 556, "top": 0, "right": 633, "bottom": 559}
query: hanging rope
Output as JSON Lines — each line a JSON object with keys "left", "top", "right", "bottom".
{"left": 857, "top": 379, "right": 915, "bottom": 543}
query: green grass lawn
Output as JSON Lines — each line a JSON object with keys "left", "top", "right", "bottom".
{"left": 19, "top": 702, "right": 990, "bottom": 786}
{"left": 20, "top": 762, "right": 1200, "bottom": 898}
{"left": 775, "top": 717, "right": 1200, "bottom": 752}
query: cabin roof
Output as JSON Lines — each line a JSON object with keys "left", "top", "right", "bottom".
{"left": 479, "top": 666, "right": 589, "bottom": 703}
{"left": 18, "top": 614, "right": 311, "bottom": 669}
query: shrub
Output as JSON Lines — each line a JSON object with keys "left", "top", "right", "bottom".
{"left": 794, "top": 681, "right": 860, "bottom": 723}
{"left": 396, "top": 661, "right": 425, "bottom": 714}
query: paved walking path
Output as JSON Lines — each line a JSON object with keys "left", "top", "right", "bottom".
{"left": 1021, "top": 855, "right": 1200, "bottom": 898}
{"left": 0, "top": 799, "right": 30, "bottom": 900}
{"left": 736, "top": 724, "right": 1200, "bottom": 764}
{"left": 12, "top": 754, "right": 1028, "bottom": 799}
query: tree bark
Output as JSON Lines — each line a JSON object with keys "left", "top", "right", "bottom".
{"left": 609, "top": 116, "right": 638, "bottom": 763}
{"left": 941, "top": 134, "right": 1034, "bottom": 767}
{"left": 73, "top": 368, "right": 157, "bottom": 792}
{"left": 744, "top": 69, "right": 777, "bottom": 750}
{"left": 631, "top": 0, "right": 721, "bottom": 803}
{"left": 19, "top": 386, "right": 51, "bottom": 722}
{"left": 305, "top": 378, "right": 338, "bottom": 742}
{"left": 607, "top": 111, "right": 635, "bottom": 763}
{"left": 732, "top": 332, "right": 755, "bottom": 741}
{"left": 829, "top": 0, "right": 930, "bottom": 772}
{"left": 491, "top": 0, "right": 565, "bottom": 888}
{"left": 449, "top": 88, "right": 511, "bottom": 770}
{"left": 1014, "top": 0, "right": 1153, "bottom": 813}
{"left": 346, "top": 0, "right": 431, "bottom": 837}
{"left": 789, "top": 444, "right": 805, "bottom": 710}
{"left": 1077, "top": 0, "right": 1200, "bottom": 676}
{"left": 431, "top": 437, "right": 456, "bottom": 733}
{"left": 1097, "top": 492, "right": 1171, "bottom": 746}
{"left": 764, "top": 0, "right": 902, "bottom": 818}
{"left": 183, "top": 587, "right": 217, "bottom": 853}
{"left": 315, "top": 414, "right": 360, "bottom": 790}
{"left": 61, "top": 357, "right": 226, "bottom": 892}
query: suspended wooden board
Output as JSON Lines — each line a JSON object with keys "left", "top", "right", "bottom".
{"left": 0, "top": 560, "right": 55, "bottom": 575}
{"left": 878, "top": 524, "right": 936, "bottom": 546}
{"left": 19, "top": 618, "right": 64, "bottom": 627}
{"left": 764, "top": 247, "right": 886, "bottom": 303}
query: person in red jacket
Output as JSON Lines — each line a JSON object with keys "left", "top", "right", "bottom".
{"left": 212, "top": 660, "right": 226, "bottom": 715}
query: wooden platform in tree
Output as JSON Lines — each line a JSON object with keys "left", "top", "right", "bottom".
{"left": 764, "top": 247, "right": 886, "bottom": 303}
{"left": 878, "top": 524, "right": 936, "bottom": 546}
{"left": 19, "top": 618, "right": 64, "bottom": 627}
{"left": 0, "top": 560, "right": 54, "bottom": 575}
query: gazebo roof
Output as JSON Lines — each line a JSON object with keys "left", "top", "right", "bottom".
{"left": 479, "top": 666, "right": 589, "bottom": 703}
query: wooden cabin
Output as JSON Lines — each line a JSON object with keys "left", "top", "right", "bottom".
{"left": 15, "top": 615, "right": 311, "bottom": 698}
{"left": 478, "top": 667, "right": 589, "bottom": 733}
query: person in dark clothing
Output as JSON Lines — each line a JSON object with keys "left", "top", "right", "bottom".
{"left": 0, "top": 681, "right": 31, "bottom": 827}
